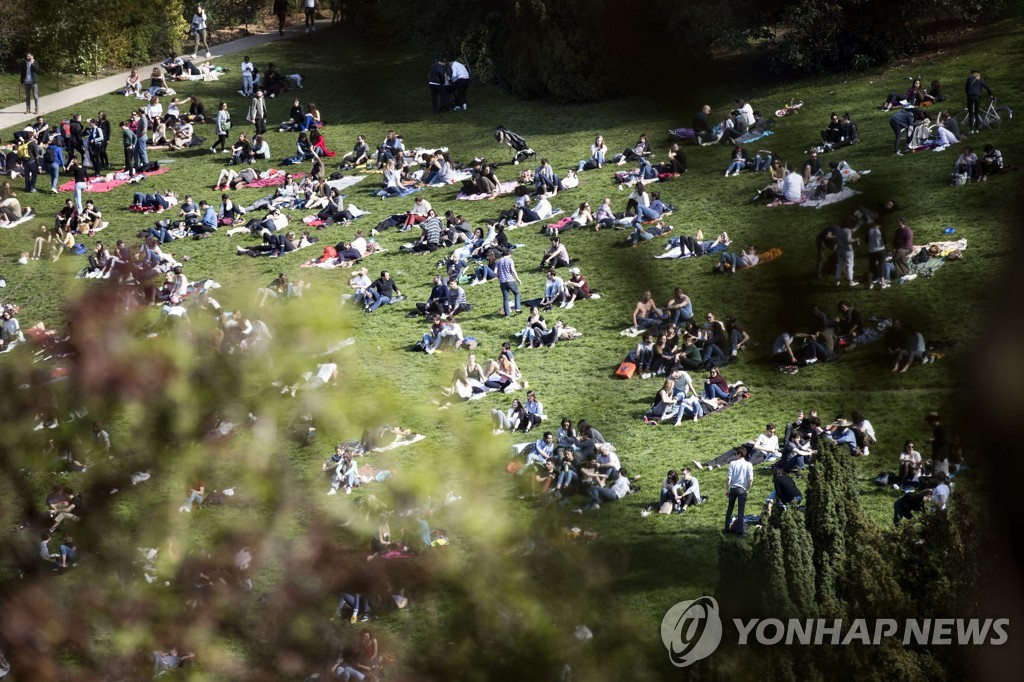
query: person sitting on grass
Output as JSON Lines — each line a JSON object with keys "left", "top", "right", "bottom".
{"left": 579, "top": 466, "right": 631, "bottom": 511}
{"left": 540, "top": 237, "right": 570, "bottom": 270}
{"left": 492, "top": 398, "right": 533, "bottom": 434}
{"left": 339, "top": 136, "right": 370, "bottom": 168}
{"left": 892, "top": 324, "right": 927, "bottom": 373}
{"left": 725, "top": 142, "right": 750, "bottom": 177}
{"left": 517, "top": 306, "right": 548, "bottom": 348}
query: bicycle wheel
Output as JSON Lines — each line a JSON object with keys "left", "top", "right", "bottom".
{"left": 988, "top": 106, "right": 1012, "bottom": 131}
{"left": 956, "top": 108, "right": 971, "bottom": 131}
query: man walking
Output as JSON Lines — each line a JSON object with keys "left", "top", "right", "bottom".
{"left": 427, "top": 59, "right": 448, "bottom": 113}
{"left": 21, "top": 53, "right": 39, "bottom": 115}
{"left": 304, "top": 0, "right": 318, "bottom": 33}
{"left": 248, "top": 90, "right": 267, "bottom": 136}
{"left": 273, "top": 0, "right": 289, "bottom": 36}
{"left": 724, "top": 446, "right": 753, "bottom": 535}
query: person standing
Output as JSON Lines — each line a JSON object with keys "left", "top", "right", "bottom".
{"left": 495, "top": 251, "right": 522, "bottom": 317}
{"left": 97, "top": 111, "right": 111, "bottom": 171}
{"left": 211, "top": 101, "right": 230, "bottom": 153}
{"left": 248, "top": 90, "right": 267, "bottom": 136}
{"left": 834, "top": 219, "right": 859, "bottom": 287}
{"left": 86, "top": 119, "right": 104, "bottom": 178}
{"left": 304, "top": 0, "right": 317, "bottom": 33}
{"left": 889, "top": 108, "right": 916, "bottom": 155}
{"left": 240, "top": 56, "right": 254, "bottom": 97}
{"left": 134, "top": 110, "right": 150, "bottom": 172}
{"left": 449, "top": 59, "right": 471, "bottom": 110}
{"left": 273, "top": 0, "right": 289, "bottom": 36}
{"left": 964, "top": 69, "right": 993, "bottom": 134}
{"left": 21, "top": 53, "right": 40, "bottom": 115}
{"left": 120, "top": 120, "right": 138, "bottom": 173}
{"left": 427, "top": 59, "right": 448, "bottom": 113}
{"left": 724, "top": 446, "right": 753, "bottom": 535}
{"left": 190, "top": 5, "right": 211, "bottom": 59}
{"left": 24, "top": 134, "right": 41, "bottom": 193}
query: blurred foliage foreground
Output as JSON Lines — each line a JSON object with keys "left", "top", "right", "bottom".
{"left": 0, "top": 285, "right": 643, "bottom": 681}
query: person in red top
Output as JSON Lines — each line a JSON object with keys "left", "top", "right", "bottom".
{"left": 562, "top": 267, "right": 591, "bottom": 309}
{"left": 702, "top": 367, "right": 731, "bottom": 401}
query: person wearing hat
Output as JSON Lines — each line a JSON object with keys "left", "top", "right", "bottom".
{"left": 827, "top": 417, "right": 858, "bottom": 454}
{"left": 562, "top": 267, "right": 590, "bottom": 309}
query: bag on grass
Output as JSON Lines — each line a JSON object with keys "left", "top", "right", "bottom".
{"left": 615, "top": 361, "right": 637, "bottom": 379}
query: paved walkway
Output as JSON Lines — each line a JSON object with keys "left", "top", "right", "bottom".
{"left": 0, "top": 18, "right": 333, "bottom": 130}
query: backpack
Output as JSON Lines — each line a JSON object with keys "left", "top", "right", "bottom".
{"left": 17, "top": 141, "right": 30, "bottom": 160}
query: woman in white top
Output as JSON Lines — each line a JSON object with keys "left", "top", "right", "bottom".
{"left": 165, "top": 98, "right": 181, "bottom": 123}
{"left": 146, "top": 96, "right": 163, "bottom": 121}
{"left": 897, "top": 440, "right": 922, "bottom": 483}
{"left": 590, "top": 135, "right": 607, "bottom": 167}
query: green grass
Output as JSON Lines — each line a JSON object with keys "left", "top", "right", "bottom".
{"left": 0, "top": 20, "right": 1020, "bottom": 680}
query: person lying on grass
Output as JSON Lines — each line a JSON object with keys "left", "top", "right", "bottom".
{"left": 714, "top": 245, "right": 759, "bottom": 274}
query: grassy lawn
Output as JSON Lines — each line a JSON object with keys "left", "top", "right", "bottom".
{"left": 0, "top": 20, "right": 1020, "bottom": 680}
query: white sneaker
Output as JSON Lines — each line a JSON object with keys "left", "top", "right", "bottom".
{"left": 463, "top": 103, "right": 468, "bottom": 110}
{"left": 564, "top": 302, "right": 574, "bottom": 309}
{"left": 327, "top": 488, "right": 337, "bottom": 495}
{"left": 559, "top": 301, "right": 566, "bottom": 308}
{"left": 190, "top": 54, "right": 197, "bottom": 59}
{"left": 205, "top": 51, "right": 211, "bottom": 58}
{"left": 724, "top": 171, "right": 730, "bottom": 177}
{"left": 345, "top": 487, "right": 352, "bottom": 495}
{"left": 731, "top": 349, "right": 737, "bottom": 357}
{"left": 492, "top": 429, "right": 504, "bottom": 436}
{"left": 805, "top": 357, "right": 817, "bottom": 364}
{"left": 849, "top": 281, "right": 859, "bottom": 287}
{"left": 868, "top": 281, "right": 875, "bottom": 290}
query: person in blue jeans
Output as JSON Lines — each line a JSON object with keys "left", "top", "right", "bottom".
{"left": 366, "top": 270, "right": 401, "bottom": 313}
{"left": 702, "top": 367, "right": 730, "bottom": 400}
{"left": 588, "top": 467, "right": 631, "bottom": 509}
{"left": 889, "top": 108, "right": 917, "bottom": 155}
{"left": 724, "top": 448, "right": 752, "bottom": 534}
{"left": 495, "top": 253, "right": 522, "bottom": 317}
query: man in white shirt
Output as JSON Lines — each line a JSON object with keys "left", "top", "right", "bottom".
{"left": 781, "top": 164, "right": 805, "bottom": 202}
{"left": 540, "top": 270, "right": 565, "bottom": 309}
{"left": 725, "top": 447, "right": 754, "bottom": 534}
{"left": 751, "top": 423, "right": 781, "bottom": 464}
{"left": 931, "top": 472, "right": 950, "bottom": 510}
{"left": 587, "top": 467, "right": 632, "bottom": 509}
{"left": 449, "top": 60, "right": 471, "bottom": 110}
{"left": 736, "top": 99, "right": 755, "bottom": 128}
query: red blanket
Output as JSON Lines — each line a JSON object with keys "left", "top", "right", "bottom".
{"left": 242, "top": 172, "right": 306, "bottom": 189}
{"left": 59, "top": 166, "right": 170, "bottom": 193}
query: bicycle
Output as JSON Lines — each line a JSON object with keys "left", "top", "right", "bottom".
{"left": 957, "top": 97, "right": 1013, "bottom": 132}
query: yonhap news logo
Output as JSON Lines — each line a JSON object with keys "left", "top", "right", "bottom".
{"left": 661, "top": 596, "right": 1009, "bottom": 667}
{"left": 660, "top": 596, "right": 724, "bottom": 667}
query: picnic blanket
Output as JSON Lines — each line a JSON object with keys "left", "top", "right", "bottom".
{"left": 0, "top": 210, "right": 35, "bottom": 229}
{"left": 506, "top": 209, "right": 564, "bottom": 229}
{"left": 456, "top": 180, "right": 519, "bottom": 200}
{"left": 58, "top": 166, "right": 170, "bottom": 193}
{"left": 325, "top": 175, "right": 367, "bottom": 193}
{"left": 801, "top": 186, "right": 861, "bottom": 209}
{"left": 243, "top": 172, "right": 306, "bottom": 189}
{"left": 371, "top": 433, "right": 425, "bottom": 452}
{"left": 735, "top": 129, "right": 774, "bottom": 145}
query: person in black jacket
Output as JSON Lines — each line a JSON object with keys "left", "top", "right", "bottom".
{"left": 428, "top": 59, "right": 449, "bottom": 113}
{"left": 97, "top": 112, "right": 111, "bottom": 170}
{"left": 770, "top": 467, "right": 802, "bottom": 507}
{"left": 965, "top": 69, "right": 993, "bottom": 134}
{"left": 692, "top": 105, "right": 716, "bottom": 145}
